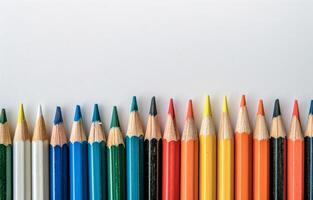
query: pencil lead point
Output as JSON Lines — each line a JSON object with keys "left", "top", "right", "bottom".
{"left": 54, "top": 106, "right": 63, "bottom": 124}
{"left": 222, "top": 96, "right": 228, "bottom": 113}
{"left": 309, "top": 100, "right": 313, "bottom": 115}
{"left": 273, "top": 99, "right": 281, "bottom": 117}
{"left": 0, "top": 109, "right": 7, "bottom": 124}
{"left": 130, "top": 96, "right": 138, "bottom": 112}
{"left": 17, "top": 104, "right": 25, "bottom": 124}
{"left": 203, "top": 95, "right": 212, "bottom": 117}
{"left": 292, "top": 100, "right": 299, "bottom": 118}
{"left": 240, "top": 95, "right": 246, "bottom": 107}
{"left": 74, "top": 105, "right": 82, "bottom": 121}
{"left": 92, "top": 104, "right": 101, "bottom": 122}
{"left": 149, "top": 96, "right": 157, "bottom": 116}
{"left": 168, "top": 98, "right": 175, "bottom": 118}
{"left": 257, "top": 100, "right": 265, "bottom": 116}
{"left": 186, "top": 99, "right": 194, "bottom": 119}
{"left": 110, "top": 106, "right": 120, "bottom": 128}
{"left": 37, "top": 105, "right": 43, "bottom": 119}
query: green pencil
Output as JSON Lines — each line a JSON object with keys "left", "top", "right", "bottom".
{"left": 107, "top": 106, "right": 126, "bottom": 200}
{"left": 0, "top": 109, "right": 12, "bottom": 200}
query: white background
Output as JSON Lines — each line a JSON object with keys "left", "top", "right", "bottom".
{"left": 0, "top": 0, "right": 313, "bottom": 137}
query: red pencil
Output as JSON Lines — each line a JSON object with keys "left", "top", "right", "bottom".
{"left": 162, "top": 99, "right": 181, "bottom": 200}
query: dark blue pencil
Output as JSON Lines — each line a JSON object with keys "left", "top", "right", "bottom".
{"left": 50, "top": 107, "right": 69, "bottom": 200}
{"left": 305, "top": 100, "right": 313, "bottom": 200}
{"left": 69, "top": 105, "right": 88, "bottom": 200}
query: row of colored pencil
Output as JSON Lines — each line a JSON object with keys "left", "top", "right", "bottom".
{"left": 0, "top": 96, "right": 312, "bottom": 200}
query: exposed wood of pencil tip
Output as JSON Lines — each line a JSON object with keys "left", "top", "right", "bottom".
{"left": 69, "top": 120, "right": 87, "bottom": 142}
{"left": 145, "top": 114, "right": 162, "bottom": 140}
{"left": 270, "top": 116, "right": 287, "bottom": 138}
{"left": 126, "top": 111, "right": 144, "bottom": 137}
{"left": 107, "top": 127, "right": 124, "bottom": 147}
{"left": 182, "top": 100, "right": 198, "bottom": 140}
{"left": 254, "top": 113, "right": 269, "bottom": 140}
{"left": 0, "top": 120, "right": 11, "bottom": 145}
{"left": 235, "top": 96, "right": 251, "bottom": 134}
{"left": 305, "top": 115, "right": 313, "bottom": 137}
{"left": 200, "top": 96, "right": 216, "bottom": 136}
{"left": 14, "top": 121, "right": 30, "bottom": 141}
{"left": 88, "top": 122, "right": 106, "bottom": 143}
{"left": 163, "top": 113, "right": 180, "bottom": 141}
{"left": 32, "top": 116, "right": 49, "bottom": 141}
{"left": 50, "top": 123, "right": 68, "bottom": 146}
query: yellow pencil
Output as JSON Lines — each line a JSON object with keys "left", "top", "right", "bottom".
{"left": 217, "top": 96, "right": 234, "bottom": 200}
{"left": 199, "top": 96, "right": 216, "bottom": 200}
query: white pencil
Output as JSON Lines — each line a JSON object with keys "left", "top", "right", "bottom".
{"left": 13, "top": 104, "right": 31, "bottom": 200}
{"left": 32, "top": 105, "right": 49, "bottom": 200}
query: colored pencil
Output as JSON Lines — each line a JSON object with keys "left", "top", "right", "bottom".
{"left": 305, "top": 100, "right": 313, "bottom": 200}
{"left": 144, "top": 97, "right": 162, "bottom": 200}
{"left": 107, "top": 106, "right": 126, "bottom": 200}
{"left": 162, "top": 98, "right": 181, "bottom": 200}
{"left": 234, "top": 95, "right": 252, "bottom": 200}
{"left": 32, "top": 105, "right": 49, "bottom": 200}
{"left": 253, "top": 100, "right": 269, "bottom": 200}
{"left": 270, "top": 99, "right": 287, "bottom": 200}
{"left": 50, "top": 106, "right": 69, "bottom": 200}
{"left": 287, "top": 100, "right": 304, "bottom": 200}
{"left": 180, "top": 100, "right": 198, "bottom": 200}
{"left": 88, "top": 104, "right": 107, "bottom": 200}
{"left": 126, "top": 96, "right": 144, "bottom": 200}
{"left": 0, "top": 109, "right": 12, "bottom": 200}
{"left": 217, "top": 96, "right": 234, "bottom": 200}
{"left": 199, "top": 96, "right": 216, "bottom": 200}
{"left": 13, "top": 104, "right": 31, "bottom": 200}
{"left": 69, "top": 105, "right": 88, "bottom": 200}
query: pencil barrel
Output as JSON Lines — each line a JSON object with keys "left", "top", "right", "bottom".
{"left": 270, "top": 137, "right": 286, "bottom": 200}
{"left": 0, "top": 144, "right": 12, "bottom": 200}
{"left": 88, "top": 141, "right": 107, "bottom": 200}
{"left": 107, "top": 144, "right": 126, "bottom": 200}
{"left": 126, "top": 136, "right": 144, "bottom": 200}
{"left": 305, "top": 137, "right": 313, "bottom": 200}
{"left": 162, "top": 140, "right": 180, "bottom": 200}
{"left": 69, "top": 141, "right": 88, "bottom": 200}
{"left": 199, "top": 135, "right": 216, "bottom": 200}
{"left": 49, "top": 144, "right": 69, "bottom": 200}
{"left": 253, "top": 139, "right": 269, "bottom": 200}
{"left": 144, "top": 138, "right": 162, "bottom": 200}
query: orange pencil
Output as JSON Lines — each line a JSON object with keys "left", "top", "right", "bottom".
{"left": 287, "top": 100, "right": 304, "bottom": 200}
{"left": 180, "top": 100, "right": 198, "bottom": 200}
{"left": 235, "top": 95, "right": 252, "bottom": 200}
{"left": 253, "top": 100, "right": 270, "bottom": 200}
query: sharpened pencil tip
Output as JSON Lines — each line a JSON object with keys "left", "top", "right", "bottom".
{"left": 186, "top": 99, "right": 194, "bottom": 119}
{"left": 222, "top": 96, "right": 228, "bottom": 113}
{"left": 273, "top": 99, "right": 281, "bottom": 117}
{"left": 74, "top": 105, "right": 82, "bottom": 121}
{"left": 36, "top": 105, "right": 43, "bottom": 119}
{"left": 0, "top": 109, "right": 7, "bottom": 124}
{"left": 203, "top": 95, "right": 212, "bottom": 117}
{"left": 18, "top": 104, "right": 25, "bottom": 124}
{"left": 92, "top": 104, "right": 101, "bottom": 122}
{"left": 240, "top": 95, "right": 246, "bottom": 107}
{"left": 310, "top": 100, "right": 313, "bottom": 115}
{"left": 54, "top": 106, "right": 63, "bottom": 124}
{"left": 130, "top": 96, "right": 138, "bottom": 112}
{"left": 149, "top": 96, "right": 157, "bottom": 116}
{"left": 257, "top": 100, "right": 265, "bottom": 116}
{"left": 292, "top": 100, "right": 299, "bottom": 118}
{"left": 110, "top": 106, "right": 120, "bottom": 128}
{"left": 168, "top": 98, "right": 175, "bottom": 118}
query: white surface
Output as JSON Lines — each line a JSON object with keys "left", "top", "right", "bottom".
{"left": 13, "top": 141, "right": 32, "bottom": 200}
{"left": 1, "top": 0, "right": 313, "bottom": 136}
{"left": 32, "top": 141, "right": 49, "bottom": 200}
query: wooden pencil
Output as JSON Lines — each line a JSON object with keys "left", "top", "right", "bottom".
{"left": 305, "top": 100, "right": 313, "bottom": 200}
{"left": 69, "top": 105, "right": 88, "bottom": 200}
{"left": 180, "top": 100, "right": 198, "bottom": 200}
{"left": 270, "top": 99, "right": 287, "bottom": 200}
{"left": 32, "top": 105, "right": 49, "bottom": 200}
{"left": 126, "top": 96, "right": 144, "bottom": 200}
{"left": 287, "top": 100, "right": 304, "bottom": 200}
{"left": 217, "top": 96, "right": 234, "bottom": 200}
{"left": 107, "top": 106, "right": 126, "bottom": 200}
{"left": 234, "top": 95, "right": 252, "bottom": 200}
{"left": 253, "top": 100, "right": 270, "bottom": 200}
{"left": 88, "top": 104, "right": 107, "bottom": 200}
{"left": 144, "top": 96, "right": 162, "bottom": 200}
{"left": 162, "top": 98, "right": 181, "bottom": 200}
{"left": 50, "top": 106, "right": 69, "bottom": 200}
{"left": 13, "top": 104, "right": 31, "bottom": 200}
{"left": 0, "top": 109, "right": 12, "bottom": 200}
{"left": 199, "top": 96, "right": 216, "bottom": 200}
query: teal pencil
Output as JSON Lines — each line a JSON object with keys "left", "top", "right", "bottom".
{"left": 126, "top": 96, "right": 144, "bottom": 200}
{"left": 88, "top": 104, "right": 107, "bottom": 200}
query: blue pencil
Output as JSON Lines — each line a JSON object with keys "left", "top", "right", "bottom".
{"left": 50, "top": 106, "right": 69, "bottom": 200}
{"left": 305, "top": 100, "right": 313, "bottom": 199}
{"left": 88, "top": 104, "right": 107, "bottom": 200}
{"left": 69, "top": 105, "right": 88, "bottom": 200}
{"left": 126, "top": 96, "right": 144, "bottom": 200}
